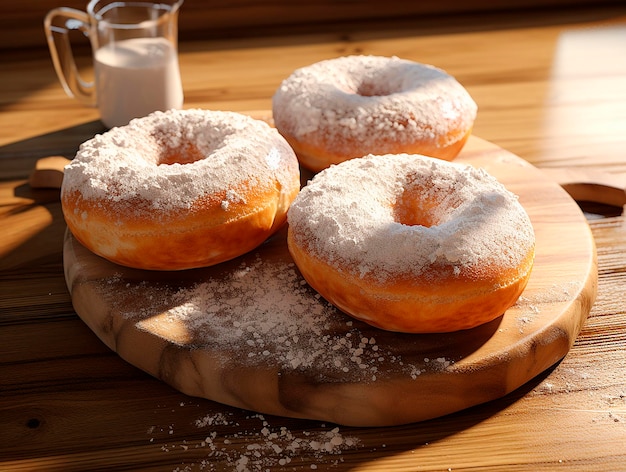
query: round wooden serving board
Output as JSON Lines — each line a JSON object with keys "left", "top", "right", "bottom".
{"left": 63, "top": 126, "right": 597, "bottom": 427}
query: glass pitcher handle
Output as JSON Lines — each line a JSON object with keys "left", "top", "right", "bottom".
{"left": 44, "top": 8, "right": 96, "bottom": 106}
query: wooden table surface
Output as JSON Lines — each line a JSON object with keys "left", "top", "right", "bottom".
{"left": 2, "top": 4, "right": 626, "bottom": 471}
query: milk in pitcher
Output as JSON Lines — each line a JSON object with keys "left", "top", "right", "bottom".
{"left": 94, "top": 37, "right": 183, "bottom": 128}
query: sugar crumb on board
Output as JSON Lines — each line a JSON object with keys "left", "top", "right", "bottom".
{"left": 511, "top": 281, "right": 583, "bottom": 333}
{"left": 99, "top": 253, "right": 455, "bottom": 383}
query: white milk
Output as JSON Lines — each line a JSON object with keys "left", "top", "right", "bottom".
{"left": 94, "top": 37, "right": 183, "bottom": 128}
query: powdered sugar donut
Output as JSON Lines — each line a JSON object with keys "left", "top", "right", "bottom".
{"left": 62, "top": 109, "right": 300, "bottom": 270}
{"left": 272, "top": 55, "right": 477, "bottom": 172}
{"left": 287, "top": 154, "right": 535, "bottom": 333}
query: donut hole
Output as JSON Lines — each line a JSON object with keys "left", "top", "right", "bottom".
{"left": 393, "top": 188, "right": 439, "bottom": 228}
{"left": 393, "top": 181, "right": 464, "bottom": 228}
{"left": 157, "top": 142, "right": 206, "bottom": 166}
{"left": 353, "top": 66, "right": 408, "bottom": 97}
{"left": 393, "top": 170, "right": 471, "bottom": 228}
{"left": 355, "top": 79, "right": 399, "bottom": 97}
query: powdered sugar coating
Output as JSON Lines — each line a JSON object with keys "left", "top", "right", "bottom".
{"left": 288, "top": 154, "right": 535, "bottom": 283}
{"left": 62, "top": 109, "right": 297, "bottom": 214}
{"left": 272, "top": 55, "right": 477, "bottom": 157}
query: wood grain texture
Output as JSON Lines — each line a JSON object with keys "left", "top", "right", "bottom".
{"left": 1, "top": 5, "right": 626, "bottom": 471}
{"left": 61, "top": 134, "right": 597, "bottom": 427}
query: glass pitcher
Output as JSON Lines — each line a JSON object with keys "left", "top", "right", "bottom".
{"left": 44, "top": 0, "right": 184, "bottom": 128}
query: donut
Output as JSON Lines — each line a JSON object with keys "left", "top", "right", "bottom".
{"left": 61, "top": 109, "right": 300, "bottom": 271}
{"left": 287, "top": 154, "right": 535, "bottom": 333}
{"left": 272, "top": 55, "right": 477, "bottom": 172}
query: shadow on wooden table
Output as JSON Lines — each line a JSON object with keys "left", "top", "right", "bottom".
{"left": 0, "top": 120, "right": 106, "bottom": 181}
{"left": 332, "top": 364, "right": 557, "bottom": 469}
{"left": 0, "top": 121, "right": 106, "bottom": 273}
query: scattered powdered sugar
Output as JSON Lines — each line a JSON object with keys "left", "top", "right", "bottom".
{"left": 151, "top": 407, "right": 360, "bottom": 471}
{"left": 516, "top": 281, "right": 581, "bottom": 306}
{"left": 107, "top": 250, "right": 447, "bottom": 382}
{"left": 511, "top": 281, "right": 585, "bottom": 332}
{"left": 287, "top": 153, "right": 535, "bottom": 283}
{"left": 194, "top": 413, "right": 359, "bottom": 471}
{"left": 61, "top": 109, "right": 298, "bottom": 218}
{"left": 272, "top": 55, "right": 477, "bottom": 158}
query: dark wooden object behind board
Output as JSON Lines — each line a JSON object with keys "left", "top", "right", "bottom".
{"left": 3, "top": 0, "right": 624, "bottom": 52}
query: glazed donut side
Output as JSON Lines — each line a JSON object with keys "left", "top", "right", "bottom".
{"left": 63, "top": 184, "right": 289, "bottom": 270}
{"left": 282, "top": 128, "right": 473, "bottom": 175}
{"left": 272, "top": 55, "right": 477, "bottom": 172}
{"left": 62, "top": 109, "right": 300, "bottom": 271}
{"left": 287, "top": 154, "right": 535, "bottom": 333}
{"left": 287, "top": 240, "right": 535, "bottom": 333}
